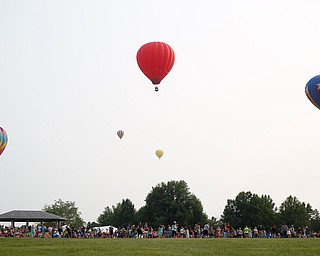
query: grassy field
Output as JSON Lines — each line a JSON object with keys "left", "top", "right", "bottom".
{"left": 0, "top": 238, "right": 320, "bottom": 256}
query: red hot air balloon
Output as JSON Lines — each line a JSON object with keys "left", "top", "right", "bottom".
{"left": 136, "top": 42, "right": 175, "bottom": 91}
{"left": 117, "top": 130, "right": 124, "bottom": 139}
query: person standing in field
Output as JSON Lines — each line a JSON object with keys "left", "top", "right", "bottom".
{"left": 223, "top": 223, "right": 229, "bottom": 238}
{"left": 271, "top": 224, "right": 277, "bottom": 238}
{"left": 157, "top": 225, "right": 163, "bottom": 238}
{"left": 203, "top": 223, "right": 209, "bottom": 238}
{"left": 171, "top": 221, "right": 177, "bottom": 238}
{"left": 244, "top": 225, "right": 249, "bottom": 238}
{"left": 137, "top": 224, "right": 143, "bottom": 238}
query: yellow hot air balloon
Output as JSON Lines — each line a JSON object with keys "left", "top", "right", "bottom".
{"left": 155, "top": 149, "right": 164, "bottom": 159}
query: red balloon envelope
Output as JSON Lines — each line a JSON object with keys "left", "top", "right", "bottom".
{"left": 136, "top": 42, "right": 175, "bottom": 86}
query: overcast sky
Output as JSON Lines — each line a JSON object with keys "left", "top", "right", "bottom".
{"left": 1, "top": 0, "right": 320, "bottom": 224}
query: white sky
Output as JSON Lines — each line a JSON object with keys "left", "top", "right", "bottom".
{"left": 1, "top": 0, "right": 320, "bottom": 223}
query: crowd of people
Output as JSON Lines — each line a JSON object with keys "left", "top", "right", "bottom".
{"left": 0, "top": 222, "right": 318, "bottom": 239}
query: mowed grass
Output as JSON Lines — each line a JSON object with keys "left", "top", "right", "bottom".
{"left": 0, "top": 238, "right": 320, "bottom": 256}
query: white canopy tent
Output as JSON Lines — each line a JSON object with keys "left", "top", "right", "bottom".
{"left": 93, "top": 225, "right": 118, "bottom": 234}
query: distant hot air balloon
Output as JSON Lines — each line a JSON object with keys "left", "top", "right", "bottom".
{"left": 117, "top": 130, "right": 124, "bottom": 139}
{"left": 0, "top": 127, "right": 8, "bottom": 156}
{"left": 137, "top": 42, "right": 175, "bottom": 91}
{"left": 155, "top": 149, "right": 164, "bottom": 159}
{"left": 306, "top": 75, "right": 320, "bottom": 109}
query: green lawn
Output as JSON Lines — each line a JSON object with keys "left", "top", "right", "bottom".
{"left": 0, "top": 238, "right": 319, "bottom": 256}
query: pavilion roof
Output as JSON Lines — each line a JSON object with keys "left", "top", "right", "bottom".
{"left": 0, "top": 210, "right": 66, "bottom": 222}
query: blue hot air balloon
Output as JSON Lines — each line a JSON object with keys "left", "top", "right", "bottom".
{"left": 306, "top": 75, "right": 320, "bottom": 109}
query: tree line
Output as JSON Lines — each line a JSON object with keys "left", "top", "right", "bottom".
{"left": 43, "top": 180, "right": 320, "bottom": 232}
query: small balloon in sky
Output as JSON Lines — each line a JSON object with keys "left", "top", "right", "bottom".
{"left": 305, "top": 75, "right": 320, "bottom": 109}
{"left": 117, "top": 130, "right": 124, "bottom": 139}
{"left": 136, "top": 42, "right": 175, "bottom": 92}
{"left": 0, "top": 127, "right": 8, "bottom": 156}
{"left": 155, "top": 149, "right": 164, "bottom": 159}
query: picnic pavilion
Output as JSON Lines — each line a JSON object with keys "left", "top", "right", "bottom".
{"left": 0, "top": 210, "right": 66, "bottom": 227}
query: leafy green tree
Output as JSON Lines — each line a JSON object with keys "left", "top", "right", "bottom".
{"left": 97, "top": 199, "right": 136, "bottom": 228}
{"left": 135, "top": 205, "right": 148, "bottom": 224}
{"left": 278, "top": 196, "right": 310, "bottom": 228}
{"left": 221, "top": 191, "right": 276, "bottom": 229}
{"left": 112, "top": 199, "right": 136, "bottom": 227}
{"left": 43, "top": 199, "right": 84, "bottom": 228}
{"left": 97, "top": 206, "right": 115, "bottom": 226}
{"left": 251, "top": 194, "right": 276, "bottom": 230}
{"left": 142, "top": 180, "right": 208, "bottom": 228}
{"left": 309, "top": 209, "right": 320, "bottom": 232}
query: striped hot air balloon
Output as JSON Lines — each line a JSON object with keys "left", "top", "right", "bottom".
{"left": 0, "top": 127, "right": 8, "bottom": 156}
{"left": 117, "top": 130, "right": 124, "bottom": 139}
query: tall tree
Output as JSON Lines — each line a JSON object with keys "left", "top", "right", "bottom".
{"left": 43, "top": 199, "right": 84, "bottom": 228}
{"left": 142, "top": 180, "right": 208, "bottom": 228}
{"left": 97, "top": 199, "right": 136, "bottom": 228}
{"left": 278, "top": 196, "right": 310, "bottom": 228}
{"left": 221, "top": 191, "right": 276, "bottom": 229}
{"left": 112, "top": 199, "right": 136, "bottom": 227}
{"left": 252, "top": 194, "right": 276, "bottom": 229}
{"left": 97, "top": 206, "right": 114, "bottom": 226}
